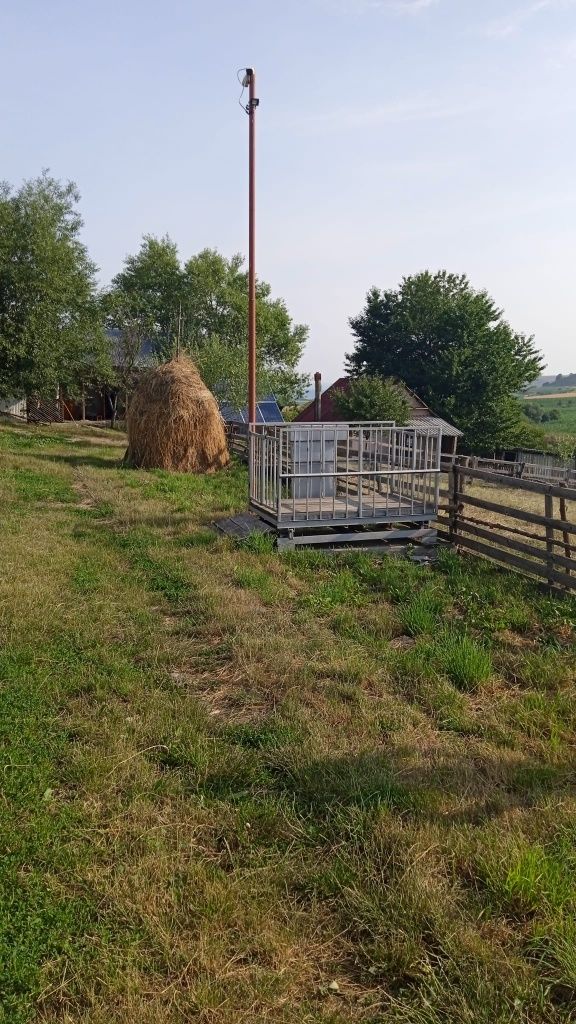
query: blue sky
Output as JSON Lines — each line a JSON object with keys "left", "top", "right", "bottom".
{"left": 1, "top": 0, "right": 575, "bottom": 381}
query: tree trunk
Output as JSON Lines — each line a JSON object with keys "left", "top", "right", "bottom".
{"left": 109, "top": 391, "right": 118, "bottom": 430}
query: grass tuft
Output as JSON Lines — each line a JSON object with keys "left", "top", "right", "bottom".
{"left": 434, "top": 631, "right": 493, "bottom": 691}
{"left": 399, "top": 587, "right": 447, "bottom": 636}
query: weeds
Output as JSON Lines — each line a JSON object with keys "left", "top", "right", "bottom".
{"left": 237, "top": 530, "right": 276, "bottom": 555}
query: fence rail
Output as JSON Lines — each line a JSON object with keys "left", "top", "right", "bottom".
{"left": 438, "top": 464, "right": 576, "bottom": 593}
{"left": 225, "top": 422, "right": 249, "bottom": 461}
{"left": 441, "top": 454, "right": 576, "bottom": 486}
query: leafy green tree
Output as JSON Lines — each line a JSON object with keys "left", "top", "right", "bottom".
{"left": 523, "top": 404, "right": 543, "bottom": 423}
{"left": 347, "top": 272, "right": 543, "bottom": 453}
{"left": 100, "top": 290, "right": 158, "bottom": 427}
{"left": 0, "top": 172, "right": 110, "bottom": 400}
{"left": 333, "top": 375, "right": 410, "bottom": 424}
{"left": 191, "top": 336, "right": 304, "bottom": 412}
{"left": 106, "top": 235, "right": 183, "bottom": 347}
{"left": 552, "top": 436, "right": 576, "bottom": 462}
{"left": 104, "top": 239, "right": 308, "bottom": 405}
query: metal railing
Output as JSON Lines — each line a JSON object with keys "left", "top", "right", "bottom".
{"left": 249, "top": 422, "right": 442, "bottom": 529}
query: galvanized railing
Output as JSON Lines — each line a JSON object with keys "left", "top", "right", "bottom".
{"left": 249, "top": 422, "right": 442, "bottom": 528}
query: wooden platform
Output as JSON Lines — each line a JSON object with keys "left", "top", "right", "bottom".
{"left": 276, "top": 494, "right": 435, "bottom": 523}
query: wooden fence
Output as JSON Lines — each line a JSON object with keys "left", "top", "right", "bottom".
{"left": 225, "top": 423, "right": 249, "bottom": 461}
{"left": 438, "top": 465, "right": 576, "bottom": 593}
{"left": 441, "top": 454, "right": 576, "bottom": 486}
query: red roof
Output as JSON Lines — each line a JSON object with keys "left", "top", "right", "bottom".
{"left": 294, "top": 377, "right": 351, "bottom": 422}
{"left": 295, "top": 376, "right": 462, "bottom": 438}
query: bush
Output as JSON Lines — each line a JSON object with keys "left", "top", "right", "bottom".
{"left": 333, "top": 375, "right": 410, "bottom": 424}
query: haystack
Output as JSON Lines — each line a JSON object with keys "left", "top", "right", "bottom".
{"left": 124, "top": 356, "right": 229, "bottom": 472}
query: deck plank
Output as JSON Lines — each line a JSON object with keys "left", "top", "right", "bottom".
{"left": 278, "top": 495, "right": 434, "bottom": 522}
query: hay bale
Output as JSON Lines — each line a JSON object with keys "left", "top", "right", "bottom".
{"left": 124, "top": 356, "right": 230, "bottom": 472}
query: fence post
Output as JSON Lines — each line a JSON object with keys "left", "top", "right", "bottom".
{"left": 559, "top": 482, "right": 572, "bottom": 574}
{"left": 449, "top": 464, "right": 459, "bottom": 544}
{"left": 457, "top": 456, "right": 466, "bottom": 495}
{"left": 544, "top": 487, "right": 555, "bottom": 587}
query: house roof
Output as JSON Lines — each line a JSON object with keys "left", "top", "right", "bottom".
{"left": 410, "top": 416, "right": 462, "bottom": 438}
{"left": 295, "top": 376, "right": 463, "bottom": 436}
{"left": 106, "top": 329, "right": 156, "bottom": 367}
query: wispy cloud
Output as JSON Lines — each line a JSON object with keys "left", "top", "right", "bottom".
{"left": 547, "top": 33, "right": 576, "bottom": 65}
{"left": 320, "top": 0, "right": 439, "bottom": 15}
{"left": 281, "top": 93, "right": 484, "bottom": 133}
{"left": 377, "top": 0, "right": 438, "bottom": 10}
{"left": 484, "top": 0, "right": 576, "bottom": 39}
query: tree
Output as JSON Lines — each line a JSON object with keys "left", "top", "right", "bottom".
{"left": 347, "top": 272, "right": 543, "bottom": 453}
{"left": 100, "top": 291, "right": 157, "bottom": 427}
{"left": 523, "top": 404, "right": 543, "bottom": 423}
{"left": 104, "top": 239, "right": 308, "bottom": 406}
{"left": 0, "top": 172, "right": 111, "bottom": 400}
{"left": 190, "top": 335, "right": 305, "bottom": 411}
{"left": 553, "top": 436, "right": 576, "bottom": 462}
{"left": 333, "top": 375, "right": 410, "bottom": 424}
{"left": 106, "top": 235, "right": 183, "bottom": 349}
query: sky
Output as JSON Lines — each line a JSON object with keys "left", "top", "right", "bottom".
{"left": 1, "top": 0, "right": 575, "bottom": 382}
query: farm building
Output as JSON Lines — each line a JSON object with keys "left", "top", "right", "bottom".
{"left": 8, "top": 331, "right": 156, "bottom": 424}
{"left": 0, "top": 397, "right": 27, "bottom": 419}
{"left": 63, "top": 330, "right": 156, "bottom": 422}
{"left": 498, "top": 445, "right": 576, "bottom": 483}
{"left": 294, "top": 375, "right": 462, "bottom": 457}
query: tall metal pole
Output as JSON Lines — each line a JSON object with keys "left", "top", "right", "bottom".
{"left": 246, "top": 69, "right": 258, "bottom": 426}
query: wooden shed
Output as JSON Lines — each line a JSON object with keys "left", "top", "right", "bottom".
{"left": 294, "top": 376, "right": 462, "bottom": 457}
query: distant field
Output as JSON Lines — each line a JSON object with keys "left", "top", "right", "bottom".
{"left": 521, "top": 395, "right": 576, "bottom": 439}
{"left": 524, "top": 390, "right": 576, "bottom": 401}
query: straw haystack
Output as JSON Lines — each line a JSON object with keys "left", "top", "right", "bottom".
{"left": 124, "top": 356, "right": 229, "bottom": 472}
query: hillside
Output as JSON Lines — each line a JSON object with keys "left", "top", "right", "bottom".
{"left": 1, "top": 421, "right": 575, "bottom": 1023}
{"left": 525, "top": 373, "right": 576, "bottom": 396}
{"left": 522, "top": 394, "right": 576, "bottom": 441}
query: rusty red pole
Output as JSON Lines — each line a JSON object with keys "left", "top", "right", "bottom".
{"left": 246, "top": 68, "right": 258, "bottom": 426}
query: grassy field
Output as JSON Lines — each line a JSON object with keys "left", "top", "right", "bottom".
{"left": 1, "top": 421, "right": 576, "bottom": 1024}
{"left": 524, "top": 391, "right": 576, "bottom": 402}
{"left": 521, "top": 396, "right": 576, "bottom": 440}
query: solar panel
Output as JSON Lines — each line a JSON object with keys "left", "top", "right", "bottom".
{"left": 220, "top": 397, "right": 284, "bottom": 424}
{"left": 259, "top": 400, "right": 283, "bottom": 422}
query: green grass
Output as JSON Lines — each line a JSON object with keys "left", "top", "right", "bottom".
{"left": 522, "top": 395, "right": 576, "bottom": 439}
{"left": 233, "top": 564, "right": 288, "bottom": 605}
{"left": 478, "top": 839, "right": 576, "bottom": 916}
{"left": 0, "top": 420, "right": 575, "bottom": 1023}
{"left": 399, "top": 586, "right": 447, "bottom": 636}
{"left": 434, "top": 631, "right": 493, "bottom": 691}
